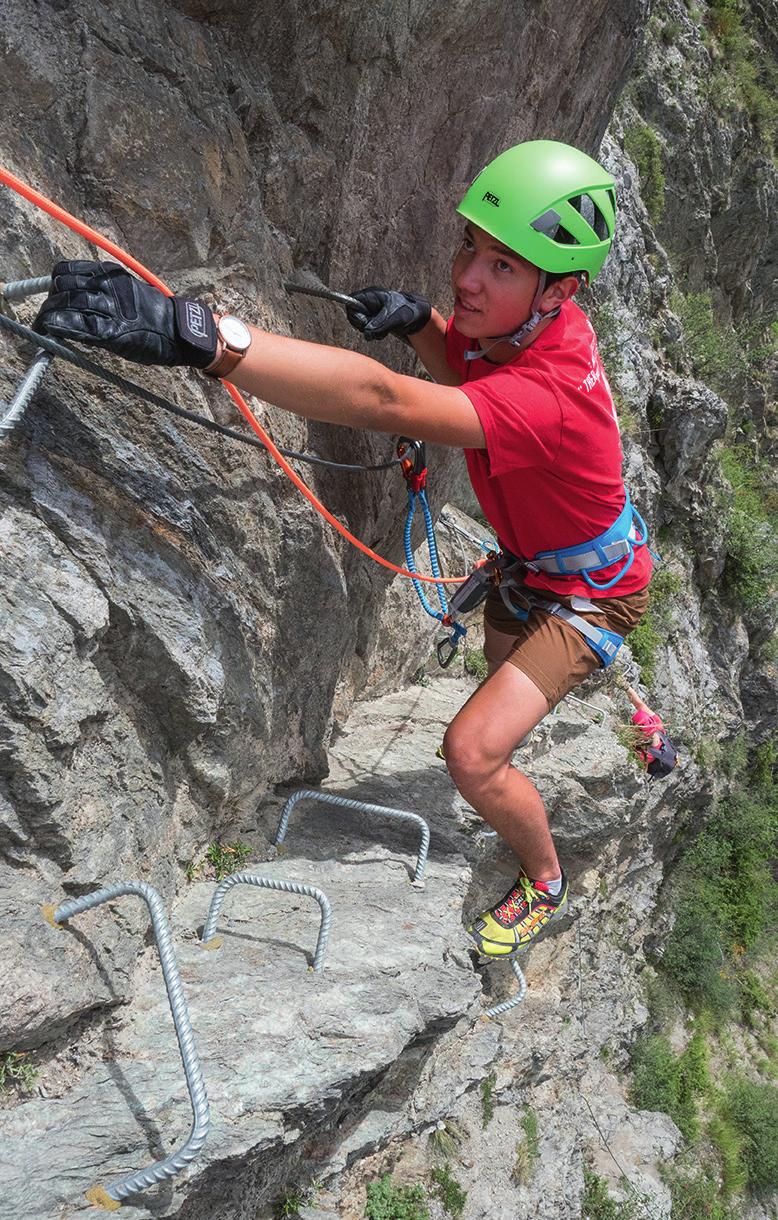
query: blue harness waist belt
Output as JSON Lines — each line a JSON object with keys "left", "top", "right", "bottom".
{"left": 526, "top": 490, "right": 648, "bottom": 591}
{"left": 490, "top": 489, "right": 651, "bottom": 666}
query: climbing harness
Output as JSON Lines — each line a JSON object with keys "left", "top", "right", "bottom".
{"left": 439, "top": 548, "right": 628, "bottom": 669}
{"left": 525, "top": 489, "right": 649, "bottom": 592}
{"left": 429, "top": 487, "right": 650, "bottom": 668}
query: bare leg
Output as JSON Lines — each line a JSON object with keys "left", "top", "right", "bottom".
{"left": 443, "top": 624, "right": 559, "bottom": 881}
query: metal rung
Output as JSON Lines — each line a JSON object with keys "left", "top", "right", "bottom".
{"left": 274, "top": 788, "right": 430, "bottom": 885}
{"left": 0, "top": 350, "right": 52, "bottom": 438}
{"left": 484, "top": 960, "right": 527, "bottom": 1018}
{"left": 200, "top": 872, "right": 332, "bottom": 972}
{"left": 565, "top": 693, "right": 606, "bottom": 720}
{"left": 41, "top": 881, "right": 209, "bottom": 1208}
{"left": 0, "top": 275, "right": 52, "bottom": 301}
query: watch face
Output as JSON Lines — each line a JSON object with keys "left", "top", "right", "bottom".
{"left": 219, "top": 315, "right": 251, "bottom": 351}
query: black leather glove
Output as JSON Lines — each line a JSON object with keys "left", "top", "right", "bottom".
{"left": 35, "top": 261, "right": 218, "bottom": 368}
{"left": 345, "top": 286, "right": 431, "bottom": 341}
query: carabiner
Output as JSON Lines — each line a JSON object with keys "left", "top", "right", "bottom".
{"left": 397, "top": 436, "right": 427, "bottom": 493}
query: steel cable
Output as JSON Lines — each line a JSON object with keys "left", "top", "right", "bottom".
{"left": 0, "top": 311, "right": 401, "bottom": 471}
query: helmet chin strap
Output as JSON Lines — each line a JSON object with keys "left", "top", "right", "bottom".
{"left": 463, "top": 270, "right": 561, "bottom": 362}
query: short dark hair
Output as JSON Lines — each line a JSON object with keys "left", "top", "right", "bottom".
{"left": 541, "top": 268, "right": 585, "bottom": 290}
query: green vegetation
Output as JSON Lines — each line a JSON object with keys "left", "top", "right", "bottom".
{"left": 661, "top": 782, "right": 778, "bottom": 1014}
{"left": 589, "top": 301, "right": 641, "bottom": 436}
{"left": 668, "top": 288, "right": 777, "bottom": 398}
{"left": 429, "top": 1118, "right": 468, "bottom": 1161}
{"left": 701, "top": 0, "right": 778, "bottom": 157}
{"left": 629, "top": 1032, "right": 709, "bottom": 1139}
{"left": 661, "top": 1160, "right": 736, "bottom": 1218}
{"left": 430, "top": 1166, "right": 466, "bottom": 1218}
{"left": 723, "top": 1078, "right": 778, "bottom": 1190}
{"left": 273, "top": 1190, "right": 307, "bottom": 1219}
{"left": 627, "top": 742, "right": 778, "bottom": 1202}
{"left": 0, "top": 1051, "right": 38, "bottom": 1094}
{"left": 624, "top": 617, "right": 662, "bottom": 690}
{"left": 625, "top": 565, "right": 682, "bottom": 687}
{"left": 186, "top": 839, "right": 252, "bottom": 882}
{"left": 480, "top": 1071, "right": 496, "bottom": 1128}
{"left": 364, "top": 1175, "right": 429, "bottom": 1220}
{"left": 717, "top": 444, "right": 778, "bottom": 618}
{"left": 581, "top": 1170, "right": 641, "bottom": 1219}
{"left": 512, "top": 1109, "right": 540, "bottom": 1185}
{"left": 463, "top": 647, "right": 488, "bottom": 682}
{"left": 707, "top": 1113, "right": 748, "bottom": 1195}
{"left": 624, "top": 120, "right": 666, "bottom": 223}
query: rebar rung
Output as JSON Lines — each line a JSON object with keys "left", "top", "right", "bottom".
{"left": 45, "top": 880, "right": 209, "bottom": 1204}
{"left": 200, "top": 871, "right": 332, "bottom": 972}
{"left": 0, "top": 350, "right": 52, "bottom": 438}
{"left": 0, "top": 275, "right": 52, "bottom": 301}
{"left": 274, "top": 788, "right": 430, "bottom": 884}
{"left": 484, "top": 960, "right": 527, "bottom": 1018}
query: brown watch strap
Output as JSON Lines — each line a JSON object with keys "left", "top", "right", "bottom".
{"left": 203, "top": 342, "right": 245, "bottom": 380}
{"left": 203, "top": 314, "right": 249, "bottom": 380}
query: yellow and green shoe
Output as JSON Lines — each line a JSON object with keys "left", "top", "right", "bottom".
{"left": 467, "top": 871, "right": 569, "bottom": 958}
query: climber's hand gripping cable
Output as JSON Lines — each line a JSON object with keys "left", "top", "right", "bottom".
{"left": 35, "top": 261, "right": 218, "bottom": 368}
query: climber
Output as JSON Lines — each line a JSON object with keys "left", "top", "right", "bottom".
{"left": 625, "top": 686, "right": 679, "bottom": 779}
{"left": 34, "top": 139, "right": 653, "bottom": 960}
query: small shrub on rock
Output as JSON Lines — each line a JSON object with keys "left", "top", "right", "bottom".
{"left": 430, "top": 1166, "right": 466, "bottom": 1218}
{"left": 364, "top": 1175, "right": 429, "bottom": 1220}
{"left": 723, "top": 1077, "right": 778, "bottom": 1191}
{"left": 624, "top": 120, "right": 666, "bottom": 223}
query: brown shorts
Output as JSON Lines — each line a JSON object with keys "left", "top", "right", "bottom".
{"left": 483, "top": 581, "right": 650, "bottom": 710}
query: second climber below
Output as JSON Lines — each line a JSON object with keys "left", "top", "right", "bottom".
{"left": 35, "top": 139, "right": 653, "bottom": 960}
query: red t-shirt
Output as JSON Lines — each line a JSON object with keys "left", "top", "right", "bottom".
{"left": 447, "top": 299, "right": 652, "bottom": 599}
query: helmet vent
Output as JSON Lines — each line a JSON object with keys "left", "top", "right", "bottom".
{"left": 571, "top": 194, "right": 610, "bottom": 241}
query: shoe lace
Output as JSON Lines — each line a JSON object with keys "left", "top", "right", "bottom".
{"left": 494, "top": 874, "right": 541, "bottom": 923}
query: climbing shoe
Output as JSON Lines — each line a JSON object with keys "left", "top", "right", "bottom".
{"left": 467, "top": 871, "right": 569, "bottom": 958}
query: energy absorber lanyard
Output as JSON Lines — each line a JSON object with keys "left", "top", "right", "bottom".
{"left": 397, "top": 437, "right": 467, "bottom": 667}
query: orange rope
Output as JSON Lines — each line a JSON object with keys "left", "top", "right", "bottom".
{"left": 0, "top": 164, "right": 466, "bottom": 585}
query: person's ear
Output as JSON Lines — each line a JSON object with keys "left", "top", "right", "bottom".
{"left": 540, "top": 275, "right": 580, "bottom": 311}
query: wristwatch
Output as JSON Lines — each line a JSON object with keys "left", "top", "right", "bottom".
{"left": 204, "top": 314, "right": 252, "bottom": 379}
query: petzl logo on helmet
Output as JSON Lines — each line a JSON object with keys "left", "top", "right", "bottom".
{"left": 185, "top": 301, "right": 209, "bottom": 340}
{"left": 483, "top": 191, "right": 500, "bottom": 207}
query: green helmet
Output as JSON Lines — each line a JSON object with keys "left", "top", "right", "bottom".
{"left": 456, "top": 140, "right": 616, "bottom": 282}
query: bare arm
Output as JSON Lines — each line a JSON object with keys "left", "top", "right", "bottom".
{"left": 227, "top": 324, "right": 486, "bottom": 448}
{"left": 407, "top": 309, "right": 462, "bottom": 386}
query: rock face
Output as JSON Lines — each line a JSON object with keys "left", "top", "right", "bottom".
{"left": 1, "top": 0, "right": 776, "bottom": 1217}
{"left": 0, "top": 0, "right": 649, "bottom": 1057}
{"left": 2, "top": 672, "right": 685, "bottom": 1220}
